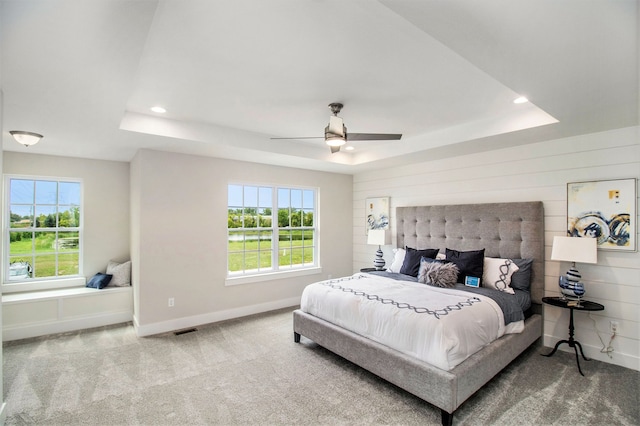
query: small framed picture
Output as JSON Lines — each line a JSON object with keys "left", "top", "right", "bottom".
{"left": 465, "top": 276, "right": 480, "bottom": 288}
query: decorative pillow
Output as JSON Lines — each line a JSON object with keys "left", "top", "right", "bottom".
{"left": 445, "top": 248, "right": 485, "bottom": 284}
{"left": 436, "top": 252, "right": 446, "bottom": 260}
{"left": 483, "top": 257, "right": 520, "bottom": 294}
{"left": 417, "top": 258, "right": 459, "bottom": 288}
{"left": 106, "top": 260, "right": 131, "bottom": 287}
{"left": 387, "top": 248, "right": 406, "bottom": 273}
{"left": 86, "top": 273, "right": 113, "bottom": 289}
{"left": 400, "top": 247, "right": 439, "bottom": 277}
{"left": 511, "top": 258, "right": 534, "bottom": 292}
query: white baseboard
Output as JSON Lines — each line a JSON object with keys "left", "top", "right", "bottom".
{"left": 134, "top": 296, "right": 300, "bottom": 337}
{"left": 2, "top": 311, "right": 133, "bottom": 341}
{"left": 543, "top": 334, "right": 639, "bottom": 372}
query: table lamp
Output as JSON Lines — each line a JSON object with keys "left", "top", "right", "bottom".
{"left": 367, "top": 229, "right": 387, "bottom": 270}
{"left": 551, "top": 236, "right": 597, "bottom": 300}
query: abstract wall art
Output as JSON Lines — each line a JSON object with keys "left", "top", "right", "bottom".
{"left": 365, "top": 197, "right": 390, "bottom": 234}
{"left": 567, "top": 178, "right": 637, "bottom": 251}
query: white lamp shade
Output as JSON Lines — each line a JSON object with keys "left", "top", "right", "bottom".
{"left": 367, "top": 229, "right": 386, "bottom": 246}
{"left": 551, "top": 236, "right": 597, "bottom": 264}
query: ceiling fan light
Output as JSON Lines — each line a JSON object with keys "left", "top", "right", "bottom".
{"left": 326, "top": 137, "right": 346, "bottom": 147}
{"left": 10, "top": 130, "right": 43, "bottom": 146}
{"left": 325, "top": 124, "right": 346, "bottom": 147}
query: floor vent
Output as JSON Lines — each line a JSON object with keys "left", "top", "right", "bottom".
{"left": 174, "top": 328, "right": 197, "bottom": 336}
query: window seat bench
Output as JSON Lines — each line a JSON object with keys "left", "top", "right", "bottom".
{"left": 2, "top": 286, "right": 133, "bottom": 341}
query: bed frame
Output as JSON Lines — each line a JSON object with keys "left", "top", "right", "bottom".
{"left": 293, "top": 202, "right": 544, "bottom": 425}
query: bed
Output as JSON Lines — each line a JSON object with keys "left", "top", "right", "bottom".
{"left": 293, "top": 201, "right": 544, "bottom": 425}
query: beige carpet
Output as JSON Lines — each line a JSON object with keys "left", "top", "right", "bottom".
{"left": 3, "top": 307, "right": 639, "bottom": 425}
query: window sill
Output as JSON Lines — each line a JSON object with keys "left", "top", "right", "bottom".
{"left": 2, "top": 285, "right": 132, "bottom": 304}
{"left": 225, "top": 267, "right": 322, "bottom": 286}
{"left": 2, "top": 277, "right": 86, "bottom": 294}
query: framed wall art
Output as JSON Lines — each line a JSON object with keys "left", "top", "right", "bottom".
{"left": 365, "top": 197, "right": 389, "bottom": 234}
{"left": 567, "top": 178, "right": 637, "bottom": 251}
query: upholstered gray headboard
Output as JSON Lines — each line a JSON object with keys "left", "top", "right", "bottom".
{"left": 396, "top": 202, "right": 545, "bottom": 306}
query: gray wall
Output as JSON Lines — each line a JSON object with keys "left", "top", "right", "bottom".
{"left": 130, "top": 149, "right": 353, "bottom": 334}
{"left": 3, "top": 152, "right": 130, "bottom": 277}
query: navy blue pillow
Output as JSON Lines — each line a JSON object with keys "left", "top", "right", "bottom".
{"left": 400, "top": 247, "right": 439, "bottom": 277}
{"left": 445, "top": 248, "right": 485, "bottom": 284}
{"left": 86, "top": 273, "right": 113, "bottom": 289}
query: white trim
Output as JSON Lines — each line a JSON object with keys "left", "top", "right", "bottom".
{"left": 2, "top": 285, "right": 131, "bottom": 303}
{"left": 543, "top": 334, "right": 639, "bottom": 371}
{"left": 134, "top": 296, "right": 300, "bottom": 337}
{"left": 2, "top": 276, "right": 86, "bottom": 294}
{"left": 2, "top": 286, "right": 133, "bottom": 341}
{"left": 225, "top": 266, "right": 322, "bottom": 286}
{"left": 3, "top": 311, "right": 132, "bottom": 341}
{"left": 0, "top": 402, "right": 6, "bottom": 426}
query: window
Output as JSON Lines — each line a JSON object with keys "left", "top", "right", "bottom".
{"left": 5, "top": 176, "right": 82, "bottom": 283}
{"left": 228, "top": 184, "right": 316, "bottom": 276}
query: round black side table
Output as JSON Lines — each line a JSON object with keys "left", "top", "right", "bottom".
{"left": 542, "top": 296, "right": 604, "bottom": 376}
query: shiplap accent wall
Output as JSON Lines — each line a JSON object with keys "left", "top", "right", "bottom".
{"left": 353, "top": 126, "right": 639, "bottom": 371}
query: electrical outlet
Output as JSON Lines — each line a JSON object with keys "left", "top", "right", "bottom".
{"left": 168, "top": 297, "right": 175, "bottom": 307}
{"left": 610, "top": 320, "right": 618, "bottom": 333}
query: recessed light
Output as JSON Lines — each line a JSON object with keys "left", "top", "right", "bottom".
{"left": 150, "top": 106, "right": 167, "bottom": 113}
{"left": 513, "top": 96, "right": 529, "bottom": 104}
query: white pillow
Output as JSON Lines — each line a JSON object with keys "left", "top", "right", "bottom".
{"left": 436, "top": 252, "right": 446, "bottom": 260}
{"left": 386, "top": 248, "right": 406, "bottom": 273}
{"left": 482, "top": 257, "right": 519, "bottom": 294}
{"left": 106, "top": 260, "right": 131, "bottom": 287}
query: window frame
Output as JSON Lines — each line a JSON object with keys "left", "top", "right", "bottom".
{"left": 226, "top": 183, "right": 319, "bottom": 283}
{"left": 3, "top": 174, "right": 84, "bottom": 291}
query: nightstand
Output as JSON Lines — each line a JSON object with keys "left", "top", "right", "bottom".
{"left": 542, "top": 296, "right": 604, "bottom": 376}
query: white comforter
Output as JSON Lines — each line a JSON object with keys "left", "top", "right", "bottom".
{"left": 300, "top": 273, "right": 523, "bottom": 371}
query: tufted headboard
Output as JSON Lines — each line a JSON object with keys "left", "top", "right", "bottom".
{"left": 396, "top": 202, "right": 545, "bottom": 306}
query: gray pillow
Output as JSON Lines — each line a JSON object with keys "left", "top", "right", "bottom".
{"left": 106, "top": 260, "right": 131, "bottom": 287}
{"left": 417, "top": 258, "right": 459, "bottom": 288}
{"left": 511, "top": 258, "right": 533, "bottom": 292}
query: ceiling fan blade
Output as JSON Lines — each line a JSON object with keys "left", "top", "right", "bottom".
{"left": 347, "top": 133, "right": 402, "bottom": 141}
{"left": 270, "top": 136, "right": 323, "bottom": 140}
{"left": 330, "top": 145, "right": 341, "bottom": 154}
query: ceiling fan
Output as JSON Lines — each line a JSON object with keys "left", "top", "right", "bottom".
{"left": 271, "top": 103, "right": 402, "bottom": 153}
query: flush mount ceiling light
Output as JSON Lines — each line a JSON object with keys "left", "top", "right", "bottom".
{"left": 150, "top": 106, "right": 167, "bottom": 113}
{"left": 513, "top": 96, "right": 529, "bottom": 104}
{"left": 9, "top": 130, "right": 43, "bottom": 147}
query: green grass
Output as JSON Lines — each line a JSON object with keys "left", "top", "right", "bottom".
{"left": 9, "top": 234, "right": 79, "bottom": 278}
{"left": 228, "top": 231, "right": 314, "bottom": 272}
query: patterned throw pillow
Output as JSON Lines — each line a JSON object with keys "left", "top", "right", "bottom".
{"left": 106, "top": 260, "right": 131, "bottom": 287}
{"left": 417, "top": 258, "right": 459, "bottom": 288}
{"left": 482, "top": 257, "right": 520, "bottom": 294}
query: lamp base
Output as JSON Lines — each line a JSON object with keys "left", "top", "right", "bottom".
{"left": 373, "top": 247, "right": 385, "bottom": 271}
{"left": 559, "top": 275, "right": 585, "bottom": 300}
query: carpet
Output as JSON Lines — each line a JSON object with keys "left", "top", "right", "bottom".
{"left": 3, "top": 307, "right": 639, "bottom": 425}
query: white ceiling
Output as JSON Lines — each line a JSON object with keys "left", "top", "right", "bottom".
{"left": 1, "top": 0, "right": 637, "bottom": 174}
